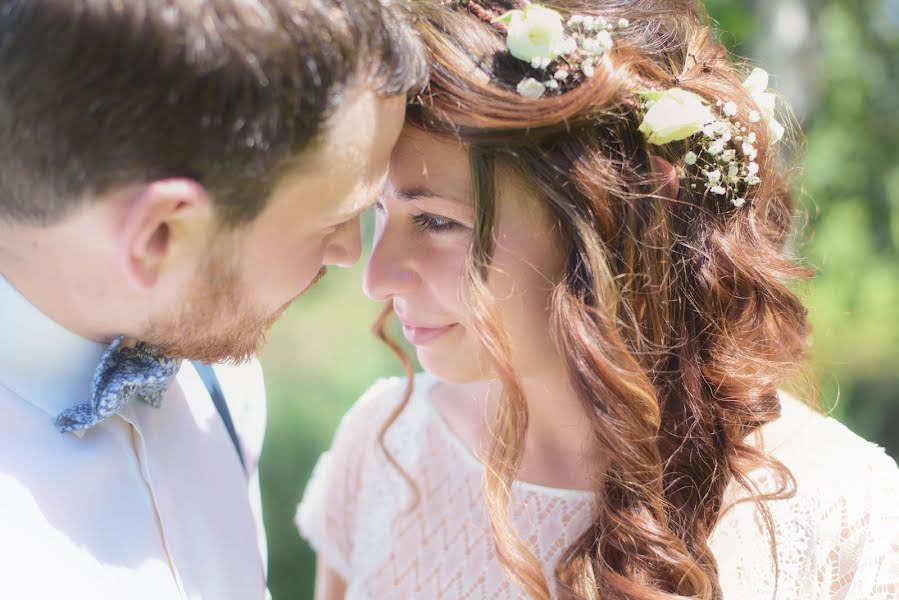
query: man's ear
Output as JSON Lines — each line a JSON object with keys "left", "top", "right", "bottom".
{"left": 117, "top": 178, "right": 214, "bottom": 290}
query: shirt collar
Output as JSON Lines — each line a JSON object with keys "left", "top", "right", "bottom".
{"left": 0, "top": 274, "right": 108, "bottom": 419}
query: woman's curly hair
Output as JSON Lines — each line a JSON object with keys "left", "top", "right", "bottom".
{"left": 375, "top": 1, "right": 812, "bottom": 597}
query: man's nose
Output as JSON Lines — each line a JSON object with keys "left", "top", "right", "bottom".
{"left": 323, "top": 215, "right": 362, "bottom": 268}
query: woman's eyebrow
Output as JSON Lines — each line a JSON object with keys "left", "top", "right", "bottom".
{"left": 393, "top": 186, "right": 468, "bottom": 206}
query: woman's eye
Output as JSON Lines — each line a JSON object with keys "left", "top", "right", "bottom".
{"left": 410, "top": 213, "right": 460, "bottom": 233}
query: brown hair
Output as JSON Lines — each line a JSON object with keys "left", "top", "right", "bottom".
{"left": 376, "top": 1, "right": 811, "bottom": 598}
{"left": 0, "top": 0, "right": 427, "bottom": 226}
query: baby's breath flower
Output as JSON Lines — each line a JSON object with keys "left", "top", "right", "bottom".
{"left": 684, "top": 151, "right": 698, "bottom": 165}
{"left": 732, "top": 197, "right": 746, "bottom": 208}
{"left": 618, "top": 18, "right": 629, "bottom": 29}
{"left": 516, "top": 77, "right": 546, "bottom": 98}
{"left": 710, "top": 185, "right": 727, "bottom": 195}
{"left": 723, "top": 101, "right": 738, "bottom": 117}
{"left": 708, "top": 139, "right": 726, "bottom": 155}
{"left": 742, "top": 142, "right": 757, "bottom": 161}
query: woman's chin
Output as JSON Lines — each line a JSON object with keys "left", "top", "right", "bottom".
{"left": 417, "top": 348, "right": 485, "bottom": 384}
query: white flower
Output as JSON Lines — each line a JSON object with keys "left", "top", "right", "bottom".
{"left": 554, "top": 69, "right": 570, "bottom": 81}
{"left": 747, "top": 162, "right": 759, "bottom": 175}
{"left": 637, "top": 88, "right": 715, "bottom": 145}
{"left": 706, "top": 169, "right": 722, "bottom": 183}
{"left": 582, "top": 30, "right": 613, "bottom": 55}
{"left": 593, "top": 17, "right": 607, "bottom": 31}
{"left": 516, "top": 77, "right": 546, "bottom": 98}
{"left": 618, "top": 18, "right": 630, "bottom": 29}
{"left": 544, "top": 79, "right": 559, "bottom": 90}
{"left": 723, "top": 101, "right": 738, "bottom": 117}
{"left": 530, "top": 57, "right": 544, "bottom": 69}
{"left": 567, "top": 15, "right": 584, "bottom": 26}
{"left": 558, "top": 37, "right": 578, "bottom": 55}
{"left": 582, "top": 61, "right": 595, "bottom": 77}
{"left": 503, "top": 5, "right": 566, "bottom": 64}
{"left": 747, "top": 132, "right": 757, "bottom": 144}
{"left": 727, "top": 164, "right": 740, "bottom": 183}
{"left": 721, "top": 129, "right": 733, "bottom": 142}
{"left": 721, "top": 149, "right": 736, "bottom": 162}
{"left": 684, "top": 151, "right": 698, "bottom": 165}
{"left": 746, "top": 175, "right": 761, "bottom": 186}
{"left": 731, "top": 197, "right": 746, "bottom": 208}
{"left": 742, "top": 68, "right": 785, "bottom": 143}
{"left": 742, "top": 142, "right": 757, "bottom": 160}
{"left": 710, "top": 185, "right": 727, "bottom": 195}
{"left": 708, "top": 139, "right": 726, "bottom": 155}
{"left": 749, "top": 109, "right": 761, "bottom": 123}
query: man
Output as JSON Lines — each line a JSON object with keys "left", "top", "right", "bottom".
{"left": 0, "top": 1, "right": 426, "bottom": 598}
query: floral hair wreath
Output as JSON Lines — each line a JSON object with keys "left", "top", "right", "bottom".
{"left": 450, "top": 0, "right": 786, "bottom": 209}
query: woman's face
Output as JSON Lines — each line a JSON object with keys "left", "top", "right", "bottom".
{"left": 364, "top": 125, "right": 566, "bottom": 383}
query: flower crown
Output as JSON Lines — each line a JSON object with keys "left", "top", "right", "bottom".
{"left": 451, "top": 1, "right": 785, "bottom": 209}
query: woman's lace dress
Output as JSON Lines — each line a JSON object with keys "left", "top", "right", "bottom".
{"left": 297, "top": 373, "right": 899, "bottom": 599}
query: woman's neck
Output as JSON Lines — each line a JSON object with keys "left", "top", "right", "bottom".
{"left": 511, "top": 363, "right": 604, "bottom": 491}
{"left": 433, "top": 361, "right": 603, "bottom": 491}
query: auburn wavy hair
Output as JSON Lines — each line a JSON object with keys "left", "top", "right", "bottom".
{"left": 373, "top": 0, "right": 812, "bottom": 598}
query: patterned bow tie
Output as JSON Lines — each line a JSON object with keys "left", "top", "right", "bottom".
{"left": 56, "top": 336, "right": 181, "bottom": 433}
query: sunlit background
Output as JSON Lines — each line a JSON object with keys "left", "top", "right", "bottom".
{"left": 259, "top": 1, "right": 899, "bottom": 597}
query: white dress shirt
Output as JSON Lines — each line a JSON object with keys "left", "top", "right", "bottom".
{"left": 0, "top": 275, "right": 269, "bottom": 600}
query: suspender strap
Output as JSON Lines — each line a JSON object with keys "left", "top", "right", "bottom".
{"left": 191, "top": 361, "right": 247, "bottom": 476}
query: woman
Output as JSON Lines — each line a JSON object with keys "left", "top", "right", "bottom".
{"left": 298, "top": 1, "right": 899, "bottom": 598}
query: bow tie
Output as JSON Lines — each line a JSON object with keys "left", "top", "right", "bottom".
{"left": 56, "top": 336, "right": 181, "bottom": 433}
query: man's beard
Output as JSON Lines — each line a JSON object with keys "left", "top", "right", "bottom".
{"left": 141, "top": 253, "right": 327, "bottom": 364}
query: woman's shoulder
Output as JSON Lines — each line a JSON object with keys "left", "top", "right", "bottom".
{"left": 712, "top": 395, "right": 899, "bottom": 597}
{"left": 332, "top": 372, "right": 432, "bottom": 446}
{"left": 761, "top": 394, "right": 899, "bottom": 499}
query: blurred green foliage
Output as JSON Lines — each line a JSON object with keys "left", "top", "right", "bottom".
{"left": 258, "top": 1, "right": 899, "bottom": 597}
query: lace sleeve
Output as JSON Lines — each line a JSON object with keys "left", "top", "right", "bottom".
{"left": 295, "top": 377, "right": 405, "bottom": 580}
{"left": 836, "top": 450, "right": 899, "bottom": 599}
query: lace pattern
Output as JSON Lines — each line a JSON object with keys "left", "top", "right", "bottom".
{"left": 297, "top": 374, "right": 899, "bottom": 599}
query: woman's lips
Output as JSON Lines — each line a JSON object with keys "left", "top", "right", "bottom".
{"left": 400, "top": 322, "right": 456, "bottom": 346}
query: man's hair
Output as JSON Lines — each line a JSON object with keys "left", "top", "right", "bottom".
{"left": 0, "top": 0, "right": 427, "bottom": 225}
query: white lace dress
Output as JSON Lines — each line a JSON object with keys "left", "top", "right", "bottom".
{"left": 296, "top": 373, "right": 899, "bottom": 599}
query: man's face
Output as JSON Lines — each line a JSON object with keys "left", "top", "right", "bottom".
{"left": 144, "top": 88, "right": 406, "bottom": 363}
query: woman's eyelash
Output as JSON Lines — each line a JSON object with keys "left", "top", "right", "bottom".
{"left": 410, "top": 213, "right": 460, "bottom": 233}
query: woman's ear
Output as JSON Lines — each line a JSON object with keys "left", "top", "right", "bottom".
{"left": 650, "top": 155, "right": 681, "bottom": 201}
{"left": 117, "top": 178, "right": 213, "bottom": 290}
